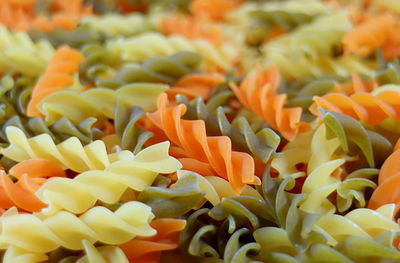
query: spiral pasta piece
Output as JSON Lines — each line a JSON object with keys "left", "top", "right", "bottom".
{"left": 0, "top": 159, "right": 65, "bottom": 213}
{"left": 37, "top": 82, "right": 168, "bottom": 125}
{"left": 189, "top": 0, "right": 244, "bottom": 21}
{"left": 0, "top": 25, "right": 54, "bottom": 76}
{"left": 76, "top": 240, "right": 129, "bottom": 263}
{"left": 343, "top": 14, "right": 396, "bottom": 56}
{"left": 314, "top": 204, "right": 400, "bottom": 246}
{"left": 312, "top": 88, "right": 400, "bottom": 125}
{"left": 369, "top": 139, "right": 400, "bottom": 213}
{"left": 0, "top": 201, "right": 156, "bottom": 254}
{"left": 176, "top": 93, "right": 280, "bottom": 163}
{"left": 231, "top": 65, "right": 310, "bottom": 141}
{"left": 0, "top": 115, "right": 103, "bottom": 147}
{"left": 80, "top": 13, "right": 156, "bottom": 37}
{"left": 27, "top": 45, "right": 84, "bottom": 117}
{"left": 161, "top": 15, "right": 222, "bottom": 45}
{"left": 119, "top": 218, "right": 186, "bottom": 263}
{"left": 106, "top": 32, "right": 237, "bottom": 71}
{"left": 176, "top": 170, "right": 264, "bottom": 207}
{"left": 36, "top": 141, "right": 181, "bottom": 215}
{"left": 113, "top": 98, "right": 153, "bottom": 154}
{"left": 1, "top": 126, "right": 114, "bottom": 172}
{"left": 147, "top": 93, "right": 260, "bottom": 194}
{"left": 166, "top": 72, "right": 225, "bottom": 101}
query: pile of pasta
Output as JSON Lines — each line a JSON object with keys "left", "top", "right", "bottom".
{"left": 2, "top": 0, "right": 400, "bottom": 262}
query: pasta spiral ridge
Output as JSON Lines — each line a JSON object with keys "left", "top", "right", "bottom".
{"left": 113, "top": 98, "right": 153, "bottom": 154}
{"left": 245, "top": 10, "right": 316, "bottom": 46}
{"left": 336, "top": 168, "right": 378, "bottom": 213}
{"left": 180, "top": 173, "right": 324, "bottom": 262}
{"left": 343, "top": 14, "right": 396, "bottom": 56}
{"left": 0, "top": 74, "right": 103, "bottom": 147}
{"left": 314, "top": 204, "right": 400, "bottom": 246}
{"left": 252, "top": 227, "right": 400, "bottom": 263}
{"left": 262, "top": 54, "right": 376, "bottom": 80}
{"left": 28, "top": 24, "right": 103, "bottom": 49}
{"left": 369, "top": 140, "right": 400, "bottom": 213}
{"left": 263, "top": 12, "right": 351, "bottom": 61}
{"left": 319, "top": 107, "right": 393, "bottom": 168}
{"left": 0, "top": 73, "right": 33, "bottom": 118}
{"left": 0, "top": 201, "right": 156, "bottom": 254}
{"left": 176, "top": 93, "right": 280, "bottom": 163}
{"left": 27, "top": 45, "right": 84, "bottom": 117}
{"left": 105, "top": 32, "right": 237, "bottom": 71}
{"left": 0, "top": 25, "right": 54, "bottom": 76}
{"left": 312, "top": 87, "right": 400, "bottom": 125}
{"left": 1, "top": 126, "right": 113, "bottom": 173}
{"left": 147, "top": 93, "right": 260, "bottom": 194}
{"left": 0, "top": 115, "right": 103, "bottom": 147}
{"left": 55, "top": 240, "right": 129, "bottom": 263}
{"left": 231, "top": 65, "right": 310, "bottom": 141}
{"left": 118, "top": 218, "right": 187, "bottom": 263}
{"left": 0, "top": 159, "right": 66, "bottom": 213}
{"left": 80, "top": 13, "right": 156, "bottom": 37}
{"left": 37, "top": 82, "right": 168, "bottom": 125}
{"left": 97, "top": 51, "right": 204, "bottom": 88}
{"left": 137, "top": 170, "right": 205, "bottom": 218}
{"left": 36, "top": 141, "right": 182, "bottom": 215}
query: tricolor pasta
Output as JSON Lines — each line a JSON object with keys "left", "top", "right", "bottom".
{"left": 0, "top": 0, "right": 399, "bottom": 262}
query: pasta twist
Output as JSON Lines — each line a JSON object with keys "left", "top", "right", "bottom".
{"left": 336, "top": 168, "right": 378, "bottom": 213}
{"left": 369, "top": 140, "right": 400, "bottom": 213}
{"left": 0, "top": 159, "right": 66, "bottom": 213}
{"left": 231, "top": 65, "right": 310, "bottom": 141}
{"left": 262, "top": 53, "right": 376, "bottom": 80}
{"left": 253, "top": 227, "right": 400, "bottom": 263}
{"left": 245, "top": 10, "right": 316, "bottom": 46}
{"left": 80, "top": 13, "right": 156, "bottom": 37}
{"left": 119, "top": 218, "right": 186, "bottom": 263}
{"left": 176, "top": 93, "right": 280, "bottom": 163}
{"left": 376, "top": 61, "right": 400, "bottom": 86}
{"left": 0, "top": 201, "right": 156, "bottom": 254}
{"left": 113, "top": 98, "right": 153, "bottom": 154}
{"left": 175, "top": 170, "right": 264, "bottom": 208}
{"left": 1, "top": 126, "right": 113, "bottom": 173}
{"left": 312, "top": 87, "right": 400, "bottom": 125}
{"left": 0, "top": 115, "right": 103, "bottom": 147}
{"left": 27, "top": 45, "right": 84, "bottom": 117}
{"left": 166, "top": 72, "right": 225, "bottom": 101}
{"left": 98, "top": 51, "right": 203, "bottom": 87}
{"left": 79, "top": 43, "right": 117, "bottom": 86}
{"left": 180, "top": 173, "right": 323, "bottom": 262}
{"left": 319, "top": 108, "right": 393, "bottom": 168}
{"left": 137, "top": 171, "right": 205, "bottom": 218}
{"left": 343, "top": 14, "right": 396, "bottom": 56}
{"left": 226, "top": 0, "right": 331, "bottom": 26}
{"left": 298, "top": 125, "right": 344, "bottom": 215}
{"left": 0, "top": 73, "right": 33, "bottom": 117}
{"left": 0, "top": 25, "right": 54, "bottom": 76}
{"left": 73, "top": 240, "right": 129, "bottom": 263}
{"left": 283, "top": 79, "right": 337, "bottom": 112}
{"left": 106, "top": 32, "right": 237, "bottom": 71}
{"left": 189, "top": 0, "right": 243, "bottom": 21}
{"left": 28, "top": 24, "right": 102, "bottom": 49}
{"left": 42, "top": 239, "right": 129, "bottom": 263}
{"left": 36, "top": 141, "right": 181, "bottom": 215}
{"left": 37, "top": 82, "right": 168, "bottom": 125}
{"left": 161, "top": 15, "right": 222, "bottom": 45}
{"left": 147, "top": 93, "right": 260, "bottom": 194}
{"left": 314, "top": 204, "right": 400, "bottom": 246}
{"left": 262, "top": 12, "right": 351, "bottom": 59}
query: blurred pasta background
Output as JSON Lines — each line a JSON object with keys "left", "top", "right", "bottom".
{"left": 0, "top": 0, "right": 400, "bottom": 262}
